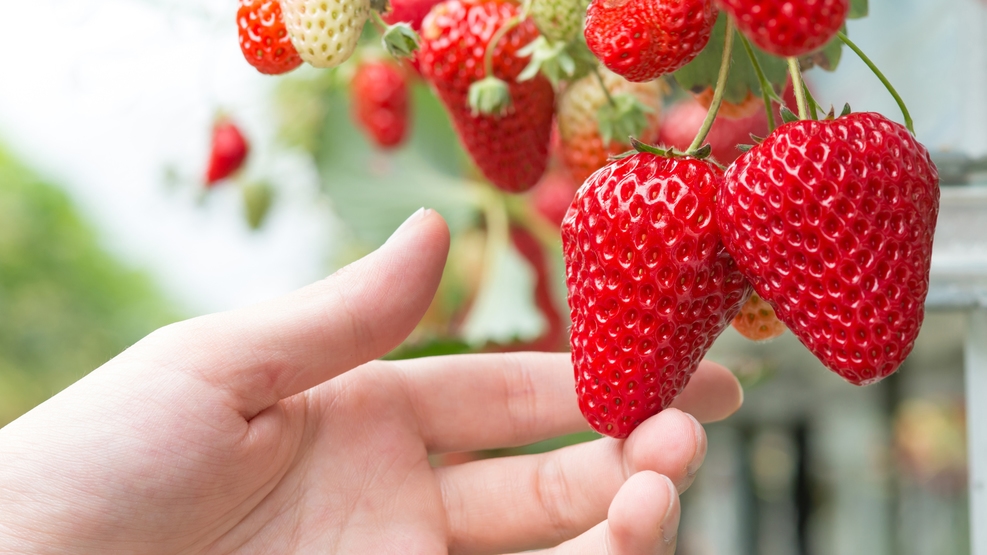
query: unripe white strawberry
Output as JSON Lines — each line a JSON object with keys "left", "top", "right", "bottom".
{"left": 282, "top": 0, "right": 370, "bottom": 69}
{"left": 557, "top": 69, "right": 663, "bottom": 184}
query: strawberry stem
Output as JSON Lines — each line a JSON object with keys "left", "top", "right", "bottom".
{"left": 687, "top": 18, "right": 736, "bottom": 155}
{"left": 738, "top": 34, "right": 776, "bottom": 133}
{"left": 787, "top": 58, "right": 809, "bottom": 120}
{"left": 370, "top": 9, "right": 388, "bottom": 31}
{"left": 837, "top": 31, "right": 915, "bottom": 133}
{"left": 592, "top": 67, "right": 618, "bottom": 109}
{"left": 483, "top": 16, "right": 520, "bottom": 80}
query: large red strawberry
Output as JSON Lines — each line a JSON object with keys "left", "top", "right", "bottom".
{"left": 205, "top": 119, "right": 249, "bottom": 186}
{"left": 716, "top": 0, "right": 849, "bottom": 58}
{"left": 717, "top": 112, "right": 939, "bottom": 385}
{"left": 237, "top": 0, "right": 303, "bottom": 75}
{"left": 584, "top": 0, "right": 717, "bottom": 83}
{"left": 563, "top": 152, "right": 752, "bottom": 438}
{"left": 419, "top": 0, "right": 555, "bottom": 193}
{"left": 351, "top": 60, "right": 410, "bottom": 149}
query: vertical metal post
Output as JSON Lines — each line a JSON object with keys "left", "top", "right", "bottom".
{"left": 966, "top": 308, "right": 987, "bottom": 555}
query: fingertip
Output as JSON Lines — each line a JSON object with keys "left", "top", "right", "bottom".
{"left": 607, "top": 471, "right": 679, "bottom": 554}
{"left": 625, "top": 408, "right": 703, "bottom": 490}
{"left": 382, "top": 208, "right": 451, "bottom": 260}
{"left": 670, "top": 360, "right": 744, "bottom": 423}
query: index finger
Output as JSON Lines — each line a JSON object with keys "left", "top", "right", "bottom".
{"left": 394, "top": 352, "right": 742, "bottom": 453}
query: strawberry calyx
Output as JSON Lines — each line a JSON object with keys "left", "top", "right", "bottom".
{"left": 468, "top": 76, "right": 513, "bottom": 115}
{"left": 382, "top": 22, "right": 421, "bottom": 58}
{"left": 371, "top": 10, "right": 422, "bottom": 58}
{"left": 625, "top": 137, "right": 713, "bottom": 162}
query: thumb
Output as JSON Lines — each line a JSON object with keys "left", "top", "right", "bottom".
{"left": 141, "top": 208, "right": 449, "bottom": 418}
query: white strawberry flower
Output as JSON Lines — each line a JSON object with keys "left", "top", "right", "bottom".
{"left": 282, "top": 0, "right": 370, "bottom": 69}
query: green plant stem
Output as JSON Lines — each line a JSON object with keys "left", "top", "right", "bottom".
{"left": 370, "top": 9, "right": 388, "bottom": 31}
{"left": 505, "top": 195, "right": 562, "bottom": 252}
{"left": 803, "top": 82, "right": 820, "bottom": 120}
{"left": 592, "top": 67, "right": 618, "bottom": 109}
{"left": 738, "top": 34, "right": 776, "bottom": 133}
{"left": 484, "top": 17, "right": 520, "bottom": 78}
{"left": 688, "top": 18, "right": 736, "bottom": 154}
{"left": 787, "top": 57, "right": 809, "bottom": 120}
{"left": 837, "top": 31, "right": 914, "bottom": 133}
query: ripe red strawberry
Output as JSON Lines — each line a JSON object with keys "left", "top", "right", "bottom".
{"left": 557, "top": 69, "right": 664, "bottom": 185}
{"left": 584, "top": 0, "right": 717, "bottom": 83}
{"left": 731, "top": 293, "right": 786, "bottom": 341}
{"left": 237, "top": 0, "right": 303, "bottom": 75}
{"left": 351, "top": 60, "right": 410, "bottom": 149}
{"left": 382, "top": 0, "right": 443, "bottom": 29}
{"left": 205, "top": 119, "right": 249, "bottom": 186}
{"left": 419, "top": 0, "right": 555, "bottom": 193}
{"left": 563, "top": 153, "right": 752, "bottom": 438}
{"left": 716, "top": 0, "right": 849, "bottom": 57}
{"left": 717, "top": 112, "right": 939, "bottom": 385}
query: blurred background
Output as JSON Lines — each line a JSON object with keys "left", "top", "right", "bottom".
{"left": 0, "top": 0, "right": 982, "bottom": 553}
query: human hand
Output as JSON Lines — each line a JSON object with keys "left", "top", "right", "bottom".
{"left": 0, "top": 209, "right": 743, "bottom": 554}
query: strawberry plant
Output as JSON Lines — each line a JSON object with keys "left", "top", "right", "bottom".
{"left": 230, "top": 0, "right": 939, "bottom": 438}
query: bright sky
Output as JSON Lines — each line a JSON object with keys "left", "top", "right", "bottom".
{"left": 0, "top": 0, "right": 334, "bottom": 316}
{"left": 0, "top": 0, "right": 984, "bottom": 316}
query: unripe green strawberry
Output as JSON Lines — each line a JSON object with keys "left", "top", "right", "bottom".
{"left": 563, "top": 152, "right": 752, "bottom": 438}
{"left": 530, "top": 0, "right": 590, "bottom": 43}
{"left": 557, "top": 69, "right": 663, "bottom": 184}
{"left": 282, "top": 0, "right": 369, "bottom": 68}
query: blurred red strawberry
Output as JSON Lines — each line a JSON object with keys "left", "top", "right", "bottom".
{"left": 531, "top": 168, "right": 580, "bottom": 227}
{"left": 351, "top": 59, "right": 410, "bottom": 149}
{"left": 383, "top": 0, "right": 443, "bottom": 29}
{"left": 205, "top": 119, "right": 249, "bottom": 186}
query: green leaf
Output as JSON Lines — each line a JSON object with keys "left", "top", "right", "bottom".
{"left": 597, "top": 93, "right": 652, "bottom": 146}
{"left": 780, "top": 106, "right": 800, "bottom": 123}
{"left": 674, "top": 13, "right": 789, "bottom": 105}
{"left": 314, "top": 84, "right": 481, "bottom": 247}
{"left": 848, "top": 0, "right": 868, "bottom": 19}
{"left": 461, "top": 237, "right": 547, "bottom": 346}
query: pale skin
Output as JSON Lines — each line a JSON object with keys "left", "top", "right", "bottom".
{"left": 0, "top": 210, "right": 743, "bottom": 554}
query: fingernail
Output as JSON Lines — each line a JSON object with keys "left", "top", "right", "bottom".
{"left": 660, "top": 474, "right": 680, "bottom": 545}
{"left": 685, "top": 412, "right": 707, "bottom": 478}
{"left": 385, "top": 207, "right": 427, "bottom": 245}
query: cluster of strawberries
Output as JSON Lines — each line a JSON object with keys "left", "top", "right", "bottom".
{"left": 236, "top": 0, "right": 941, "bottom": 439}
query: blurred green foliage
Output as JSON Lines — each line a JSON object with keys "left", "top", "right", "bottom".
{"left": 0, "top": 146, "right": 179, "bottom": 426}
